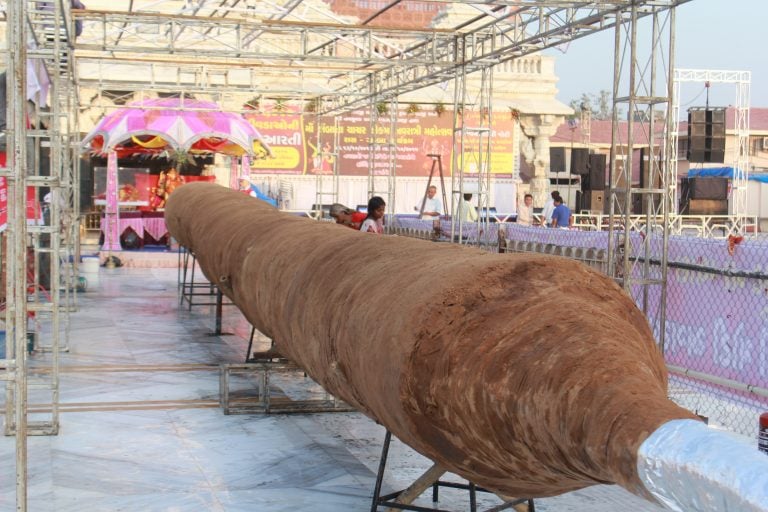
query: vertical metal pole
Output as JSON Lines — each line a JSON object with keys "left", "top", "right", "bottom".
{"left": 102, "top": 151, "right": 121, "bottom": 252}
{"left": 7, "top": 0, "right": 29, "bottom": 508}
{"left": 215, "top": 289, "right": 224, "bottom": 335}
{"left": 622, "top": 4, "right": 638, "bottom": 292}
{"left": 658, "top": 7, "right": 677, "bottom": 355}
{"left": 607, "top": 13, "right": 623, "bottom": 279}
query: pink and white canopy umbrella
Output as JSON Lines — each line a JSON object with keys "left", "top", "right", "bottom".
{"left": 83, "top": 97, "right": 270, "bottom": 253}
{"left": 82, "top": 97, "right": 270, "bottom": 157}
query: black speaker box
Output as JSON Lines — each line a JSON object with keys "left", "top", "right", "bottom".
{"left": 680, "top": 199, "right": 728, "bottom": 215}
{"left": 570, "top": 148, "right": 590, "bottom": 175}
{"left": 687, "top": 107, "right": 727, "bottom": 163}
{"left": 681, "top": 177, "right": 728, "bottom": 200}
{"left": 549, "top": 147, "right": 566, "bottom": 174}
{"left": 585, "top": 153, "right": 606, "bottom": 191}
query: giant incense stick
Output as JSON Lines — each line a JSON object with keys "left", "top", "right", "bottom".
{"left": 166, "top": 183, "right": 768, "bottom": 511}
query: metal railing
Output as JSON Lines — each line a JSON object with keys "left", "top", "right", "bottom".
{"left": 570, "top": 212, "right": 759, "bottom": 239}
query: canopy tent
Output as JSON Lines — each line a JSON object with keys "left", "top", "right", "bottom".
{"left": 688, "top": 167, "right": 768, "bottom": 184}
{"left": 82, "top": 97, "right": 272, "bottom": 251}
{"left": 82, "top": 97, "right": 271, "bottom": 158}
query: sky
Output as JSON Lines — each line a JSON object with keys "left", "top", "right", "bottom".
{"left": 547, "top": 0, "right": 767, "bottom": 115}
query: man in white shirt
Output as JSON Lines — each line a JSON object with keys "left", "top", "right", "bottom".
{"left": 456, "top": 193, "right": 479, "bottom": 222}
{"left": 418, "top": 185, "right": 442, "bottom": 222}
{"left": 517, "top": 193, "right": 534, "bottom": 226}
{"left": 541, "top": 190, "right": 559, "bottom": 227}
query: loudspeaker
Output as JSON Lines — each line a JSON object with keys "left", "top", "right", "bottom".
{"left": 584, "top": 153, "right": 606, "bottom": 191}
{"left": 680, "top": 177, "right": 728, "bottom": 200}
{"left": 570, "top": 148, "right": 590, "bottom": 175}
{"left": 581, "top": 190, "right": 604, "bottom": 213}
{"left": 549, "top": 147, "right": 566, "bottom": 174}
{"left": 680, "top": 199, "right": 728, "bottom": 215}
{"left": 687, "top": 107, "right": 726, "bottom": 163}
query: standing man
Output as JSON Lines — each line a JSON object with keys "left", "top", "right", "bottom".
{"left": 550, "top": 195, "right": 572, "bottom": 229}
{"left": 456, "top": 193, "right": 479, "bottom": 222}
{"left": 541, "top": 190, "right": 559, "bottom": 227}
{"left": 418, "top": 185, "right": 442, "bottom": 222}
{"left": 517, "top": 193, "right": 534, "bottom": 227}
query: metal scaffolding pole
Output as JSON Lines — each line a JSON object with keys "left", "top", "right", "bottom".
{"left": 313, "top": 111, "right": 340, "bottom": 218}
{"left": 4, "top": 1, "right": 30, "bottom": 509}
{"left": 367, "top": 94, "right": 397, "bottom": 220}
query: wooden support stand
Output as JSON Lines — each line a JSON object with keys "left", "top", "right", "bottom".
{"left": 371, "top": 430, "right": 535, "bottom": 512}
{"left": 418, "top": 154, "right": 450, "bottom": 239}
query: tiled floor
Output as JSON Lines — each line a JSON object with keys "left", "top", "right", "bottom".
{"left": 0, "top": 265, "right": 664, "bottom": 511}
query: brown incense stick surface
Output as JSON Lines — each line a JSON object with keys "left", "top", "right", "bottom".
{"left": 166, "top": 183, "right": 697, "bottom": 498}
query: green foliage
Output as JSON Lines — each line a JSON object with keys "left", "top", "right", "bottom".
{"left": 568, "top": 90, "right": 623, "bottom": 120}
{"left": 244, "top": 96, "right": 261, "bottom": 111}
{"left": 305, "top": 98, "right": 319, "bottom": 113}
{"left": 376, "top": 101, "right": 389, "bottom": 116}
{"left": 163, "top": 148, "right": 196, "bottom": 170}
{"left": 273, "top": 98, "right": 289, "bottom": 113}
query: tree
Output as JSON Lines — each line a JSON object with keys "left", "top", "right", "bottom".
{"left": 568, "top": 90, "right": 621, "bottom": 120}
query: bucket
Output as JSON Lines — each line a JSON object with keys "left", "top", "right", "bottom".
{"left": 81, "top": 256, "right": 100, "bottom": 286}
{"left": 81, "top": 257, "right": 100, "bottom": 273}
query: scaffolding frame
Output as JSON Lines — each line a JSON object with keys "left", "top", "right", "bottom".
{"left": 450, "top": 32, "right": 494, "bottom": 247}
{"left": 3, "top": 1, "right": 80, "bottom": 511}
{"left": 71, "top": 2, "right": 693, "bottom": 114}
{"left": 313, "top": 111, "right": 341, "bottom": 219}
{"left": 671, "top": 69, "right": 751, "bottom": 230}
{"left": 367, "top": 95, "right": 398, "bottom": 219}
{"left": 606, "top": 5, "right": 676, "bottom": 352}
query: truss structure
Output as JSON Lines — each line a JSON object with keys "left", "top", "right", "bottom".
{"left": 3, "top": 1, "right": 81, "bottom": 510}
{"left": 605, "top": 4, "right": 676, "bottom": 352}
{"left": 672, "top": 68, "right": 751, "bottom": 228}
{"left": 69, "top": 1, "right": 691, "bottom": 108}
{"left": 450, "top": 40, "right": 493, "bottom": 246}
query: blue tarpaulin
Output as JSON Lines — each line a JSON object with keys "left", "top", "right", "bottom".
{"left": 249, "top": 184, "right": 278, "bottom": 207}
{"left": 687, "top": 167, "right": 768, "bottom": 183}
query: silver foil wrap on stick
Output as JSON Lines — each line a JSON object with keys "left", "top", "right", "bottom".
{"left": 638, "top": 419, "right": 768, "bottom": 512}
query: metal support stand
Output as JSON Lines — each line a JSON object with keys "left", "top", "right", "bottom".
{"left": 371, "top": 430, "right": 535, "bottom": 512}
{"left": 244, "top": 327, "right": 278, "bottom": 363}
{"left": 178, "top": 247, "right": 233, "bottom": 310}
{"left": 209, "top": 289, "right": 233, "bottom": 336}
{"left": 219, "top": 361, "right": 356, "bottom": 415}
